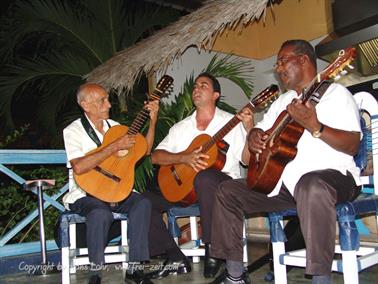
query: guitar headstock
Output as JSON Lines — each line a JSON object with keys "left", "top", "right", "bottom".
{"left": 150, "top": 75, "right": 174, "bottom": 100}
{"left": 320, "top": 47, "right": 356, "bottom": 81}
{"left": 250, "top": 84, "right": 280, "bottom": 111}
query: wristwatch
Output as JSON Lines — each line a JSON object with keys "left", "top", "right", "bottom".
{"left": 312, "top": 123, "right": 324, "bottom": 138}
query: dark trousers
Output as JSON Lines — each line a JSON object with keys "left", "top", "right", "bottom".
{"left": 144, "top": 168, "right": 232, "bottom": 256}
{"left": 208, "top": 169, "right": 360, "bottom": 276}
{"left": 142, "top": 191, "right": 178, "bottom": 257}
{"left": 69, "top": 192, "right": 151, "bottom": 265}
{"left": 194, "top": 169, "right": 232, "bottom": 243}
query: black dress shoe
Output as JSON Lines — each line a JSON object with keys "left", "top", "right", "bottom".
{"left": 88, "top": 274, "right": 101, "bottom": 284}
{"left": 204, "top": 243, "right": 224, "bottom": 278}
{"left": 148, "top": 258, "right": 191, "bottom": 279}
{"left": 210, "top": 269, "right": 251, "bottom": 284}
{"left": 125, "top": 270, "right": 154, "bottom": 284}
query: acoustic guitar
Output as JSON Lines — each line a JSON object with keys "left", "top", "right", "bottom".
{"left": 158, "top": 84, "right": 279, "bottom": 205}
{"left": 247, "top": 47, "right": 356, "bottom": 195}
{"left": 74, "top": 75, "right": 173, "bottom": 202}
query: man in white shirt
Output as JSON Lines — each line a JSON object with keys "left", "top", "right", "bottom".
{"left": 63, "top": 83, "right": 159, "bottom": 284}
{"left": 206, "top": 40, "right": 361, "bottom": 284}
{"left": 144, "top": 73, "right": 253, "bottom": 280}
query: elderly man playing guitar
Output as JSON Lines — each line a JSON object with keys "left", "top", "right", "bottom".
{"left": 202, "top": 39, "right": 361, "bottom": 284}
{"left": 63, "top": 83, "right": 159, "bottom": 284}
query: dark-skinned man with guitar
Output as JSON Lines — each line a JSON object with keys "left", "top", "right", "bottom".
{"left": 201, "top": 40, "right": 362, "bottom": 284}
{"left": 143, "top": 72, "right": 254, "bottom": 280}
{"left": 63, "top": 83, "right": 159, "bottom": 284}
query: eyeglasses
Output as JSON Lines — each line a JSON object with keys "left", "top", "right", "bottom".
{"left": 273, "top": 54, "right": 302, "bottom": 69}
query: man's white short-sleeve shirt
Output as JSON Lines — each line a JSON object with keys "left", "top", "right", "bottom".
{"left": 156, "top": 107, "right": 247, "bottom": 179}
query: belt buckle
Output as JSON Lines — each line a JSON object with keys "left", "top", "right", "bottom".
{"left": 109, "top": 202, "right": 118, "bottom": 208}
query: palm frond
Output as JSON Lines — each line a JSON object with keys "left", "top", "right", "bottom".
{"left": 118, "top": 1, "right": 183, "bottom": 47}
{"left": 205, "top": 54, "right": 254, "bottom": 100}
{"left": 0, "top": 51, "right": 90, "bottom": 133}
{"left": 1, "top": 0, "right": 112, "bottom": 63}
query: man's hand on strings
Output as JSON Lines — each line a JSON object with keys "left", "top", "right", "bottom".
{"left": 145, "top": 100, "right": 160, "bottom": 124}
{"left": 286, "top": 98, "right": 321, "bottom": 133}
{"left": 247, "top": 128, "right": 268, "bottom": 154}
{"left": 237, "top": 107, "right": 254, "bottom": 132}
{"left": 183, "top": 146, "right": 209, "bottom": 172}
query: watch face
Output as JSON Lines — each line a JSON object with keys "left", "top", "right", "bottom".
{"left": 312, "top": 130, "right": 321, "bottom": 138}
{"left": 312, "top": 123, "right": 324, "bottom": 138}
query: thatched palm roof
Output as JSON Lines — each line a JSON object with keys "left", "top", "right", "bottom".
{"left": 85, "top": 0, "right": 270, "bottom": 91}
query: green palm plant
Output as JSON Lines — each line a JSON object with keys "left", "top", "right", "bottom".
{"left": 0, "top": 0, "right": 182, "bottom": 142}
{"left": 127, "top": 54, "right": 254, "bottom": 192}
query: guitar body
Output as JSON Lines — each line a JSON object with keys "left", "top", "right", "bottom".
{"left": 74, "top": 125, "right": 147, "bottom": 202}
{"left": 247, "top": 111, "right": 304, "bottom": 194}
{"left": 158, "top": 134, "right": 226, "bottom": 205}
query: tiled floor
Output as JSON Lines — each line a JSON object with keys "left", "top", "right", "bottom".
{"left": 1, "top": 240, "right": 378, "bottom": 284}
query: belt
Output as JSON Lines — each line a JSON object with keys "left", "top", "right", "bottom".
{"left": 87, "top": 193, "right": 119, "bottom": 208}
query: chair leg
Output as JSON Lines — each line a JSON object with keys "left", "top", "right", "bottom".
{"left": 342, "top": 250, "right": 359, "bottom": 284}
{"left": 69, "top": 223, "right": 77, "bottom": 274}
{"left": 61, "top": 246, "right": 70, "bottom": 284}
{"left": 189, "top": 216, "right": 200, "bottom": 263}
{"left": 272, "top": 241, "right": 287, "bottom": 284}
{"left": 243, "top": 220, "right": 248, "bottom": 264}
{"left": 121, "top": 219, "right": 128, "bottom": 270}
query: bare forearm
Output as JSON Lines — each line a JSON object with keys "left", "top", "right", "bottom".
{"left": 151, "top": 149, "right": 186, "bottom": 165}
{"left": 314, "top": 124, "right": 360, "bottom": 156}
{"left": 241, "top": 141, "right": 251, "bottom": 165}
{"left": 145, "top": 123, "right": 156, "bottom": 155}
{"left": 71, "top": 143, "right": 118, "bottom": 174}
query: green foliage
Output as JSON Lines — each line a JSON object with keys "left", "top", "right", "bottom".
{"left": 0, "top": 166, "right": 67, "bottom": 243}
{"left": 0, "top": 0, "right": 182, "bottom": 140}
{"left": 0, "top": 124, "right": 29, "bottom": 148}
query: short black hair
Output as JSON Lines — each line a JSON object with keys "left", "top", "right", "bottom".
{"left": 195, "top": 72, "right": 221, "bottom": 94}
{"left": 281, "top": 39, "right": 317, "bottom": 69}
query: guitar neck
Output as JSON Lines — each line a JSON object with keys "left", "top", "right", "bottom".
{"left": 202, "top": 84, "right": 279, "bottom": 152}
{"left": 202, "top": 115, "right": 242, "bottom": 152}
{"left": 302, "top": 79, "right": 331, "bottom": 107}
{"left": 127, "top": 92, "right": 161, "bottom": 135}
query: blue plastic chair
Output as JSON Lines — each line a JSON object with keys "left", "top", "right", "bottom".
{"left": 268, "top": 92, "right": 378, "bottom": 284}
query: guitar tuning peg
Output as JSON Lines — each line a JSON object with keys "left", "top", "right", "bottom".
{"left": 334, "top": 74, "right": 341, "bottom": 81}
{"left": 340, "top": 70, "right": 348, "bottom": 76}
{"left": 348, "top": 64, "right": 354, "bottom": 70}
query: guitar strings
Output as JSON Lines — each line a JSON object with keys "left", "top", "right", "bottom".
{"left": 204, "top": 87, "right": 278, "bottom": 153}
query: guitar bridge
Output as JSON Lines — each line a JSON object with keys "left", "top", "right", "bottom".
{"left": 94, "top": 166, "right": 121, "bottom": 183}
{"left": 170, "top": 166, "right": 183, "bottom": 185}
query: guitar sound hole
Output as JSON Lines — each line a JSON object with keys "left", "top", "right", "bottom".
{"left": 117, "top": 150, "right": 129, "bottom": 157}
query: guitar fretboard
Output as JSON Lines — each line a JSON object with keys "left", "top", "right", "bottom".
{"left": 202, "top": 115, "right": 242, "bottom": 153}
{"left": 202, "top": 84, "right": 279, "bottom": 153}
{"left": 126, "top": 74, "right": 173, "bottom": 135}
{"left": 127, "top": 92, "right": 160, "bottom": 135}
